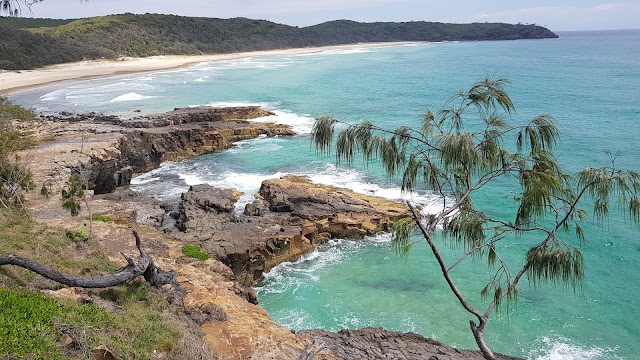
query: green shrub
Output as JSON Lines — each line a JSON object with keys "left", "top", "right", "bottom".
{"left": 64, "top": 225, "right": 89, "bottom": 243}
{"left": 90, "top": 214, "right": 113, "bottom": 223}
{"left": 0, "top": 102, "right": 35, "bottom": 209}
{"left": 0, "top": 96, "right": 35, "bottom": 121}
{"left": 0, "top": 120, "right": 34, "bottom": 156}
{"left": 181, "top": 244, "right": 210, "bottom": 261}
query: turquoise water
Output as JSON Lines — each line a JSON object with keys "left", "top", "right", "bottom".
{"left": 11, "top": 30, "right": 640, "bottom": 359}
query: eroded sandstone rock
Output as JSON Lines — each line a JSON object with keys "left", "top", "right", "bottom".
{"left": 31, "top": 106, "right": 293, "bottom": 194}
{"left": 175, "top": 175, "right": 410, "bottom": 285}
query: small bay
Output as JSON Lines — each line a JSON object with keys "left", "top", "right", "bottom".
{"left": 12, "top": 29, "right": 640, "bottom": 359}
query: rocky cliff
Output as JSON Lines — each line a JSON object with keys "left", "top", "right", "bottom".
{"left": 14, "top": 110, "right": 522, "bottom": 360}
{"left": 29, "top": 106, "right": 293, "bottom": 194}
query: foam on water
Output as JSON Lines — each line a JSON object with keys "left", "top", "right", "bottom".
{"left": 225, "top": 137, "right": 284, "bottom": 154}
{"left": 199, "top": 101, "right": 314, "bottom": 134}
{"left": 177, "top": 172, "right": 206, "bottom": 186}
{"left": 206, "top": 170, "right": 288, "bottom": 212}
{"left": 529, "top": 336, "right": 620, "bottom": 360}
{"left": 212, "top": 57, "right": 294, "bottom": 70}
{"left": 39, "top": 81, "right": 157, "bottom": 108}
{"left": 308, "top": 164, "right": 444, "bottom": 214}
{"left": 321, "top": 48, "right": 373, "bottom": 55}
{"left": 250, "top": 109, "right": 315, "bottom": 134}
{"left": 257, "top": 236, "right": 391, "bottom": 297}
{"left": 193, "top": 76, "right": 209, "bottom": 82}
{"left": 275, "top": 309, "right": 323, "bottom": 330}
{"left": 129, "top": 175, "right": 159, "bottom": 185}
{"left": 109, "top": 92, "right": 156, "bottom": 102}
{"left": 201, "top": 100, "right": 277, "bottom": 108}
{"left": 293, "top": 48, "right": 373, "bottom": 57}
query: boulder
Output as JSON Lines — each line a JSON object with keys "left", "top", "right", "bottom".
{"left": 175, "top": 185, "right": 243, "bottom": 233}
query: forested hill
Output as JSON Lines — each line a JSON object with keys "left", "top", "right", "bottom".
{"left": 0, "top": 14, "right": 558, "bottom": 70}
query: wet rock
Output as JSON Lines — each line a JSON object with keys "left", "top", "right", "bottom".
{"left": 243, "top": 200, "right": 268, "bottom": 216}
{"left": 258, "top": 175, "right": 409, "bottom": 239}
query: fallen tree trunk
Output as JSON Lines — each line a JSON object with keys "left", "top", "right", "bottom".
{"left": 0, "top": 231, "right": 177, "bottom": 288}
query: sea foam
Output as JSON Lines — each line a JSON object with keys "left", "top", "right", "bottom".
{"left": 109, "top": 92, "right": 155, "bottom": 102}
{"left": 529, "top": 336, "right": 620, "bottom": 360}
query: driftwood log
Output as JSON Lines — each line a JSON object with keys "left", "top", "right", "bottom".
{"left": 0, "top": 231, "right": 177, "bottom": 288}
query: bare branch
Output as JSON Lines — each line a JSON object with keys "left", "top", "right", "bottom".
{"left": 0, "top": 231, "right": 176, "bottom": 289}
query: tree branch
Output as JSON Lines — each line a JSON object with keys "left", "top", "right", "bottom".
{"left": 407, "top": 202, "right": 485, "bottom": 322}
{"left": 0, "top": 231, "right": 176, "bottom": 289}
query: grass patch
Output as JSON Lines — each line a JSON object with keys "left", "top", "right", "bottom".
{"left": 0, "top": 285, "right": 181, "bottom": 360}
{"left": 65, "top": 227, "right": 88, "bottom": 243}
{"left": 0, "top": 289, "right": 110, "bottom": 360}
{"left": 0, "top": 209, "right": 183, "bottom": 359}
{"left": 181, "top": 244, "right": 210, "bottom": 261}
{"left": 0, "top": 211, "right": 115, "bottom": 289}
{"left": 0, "top": 207, "right": 217, "bottom": 359}
{"left": 0, "top": 118, "right": 35, "bottom": 156}
{"left": 90, "top": 214, "right": 113, "bottom": 223}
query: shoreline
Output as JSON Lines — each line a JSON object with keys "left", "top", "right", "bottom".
{"left": 0, "top": 41, "right": 420, "bottom": 95}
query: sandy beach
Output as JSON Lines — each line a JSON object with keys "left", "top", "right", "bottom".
{"left": 0, "top": 42, "right": 418, "bottom": 95}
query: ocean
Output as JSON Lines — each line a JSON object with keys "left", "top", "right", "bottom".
{"left": 11, "top": 29, "right": 640, "bottom": 359}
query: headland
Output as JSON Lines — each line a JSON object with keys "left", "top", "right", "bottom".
{"left": 8, "top": 105, "right": 521, "bottom": 359}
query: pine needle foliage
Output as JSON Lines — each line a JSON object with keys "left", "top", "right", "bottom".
{"left": 1, "top": 0, "right": 42, "bottom": 17}
{"left": 312, "top": 77, "right": 640, "bottom": 359}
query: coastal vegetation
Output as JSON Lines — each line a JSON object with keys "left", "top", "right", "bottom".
{"left": 0, "top": 96, "right": 34, "bottom": 209}
{"left": 90, "top": 214, "right": 113, "bottom": 223}
{"left": 181, "top": 244, "right": 211, "bottom": 261}
{"left": 0, "top": 101, "right": 205, "bottom": 359}
{"left": 0, "top": 13, "right": 558, "bottom": 70}
{"left": 312, "top": 78, "right": 640, "bottom": 359}
{"left": 0, "top": 208, "right": 186, "bottom": 359}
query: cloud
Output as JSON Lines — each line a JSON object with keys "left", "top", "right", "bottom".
{"left": 26, "top": 0, "right": 640, "bottom": 30}
{"left": 458, "top": 3, "right": 640, "bottom": 30}
{"left": 210, "top": 0, "right": 419, "bottom": 16}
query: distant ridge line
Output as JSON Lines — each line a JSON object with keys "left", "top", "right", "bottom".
{"left": 0, "top": 14, "right": 558, "bottom": 70}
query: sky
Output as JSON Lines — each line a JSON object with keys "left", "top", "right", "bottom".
{"left": 20, "top": 0, "right": 640, "bottom": 31}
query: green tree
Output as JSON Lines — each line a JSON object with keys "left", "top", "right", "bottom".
{"left": 61, "top": 175, "right": 93, "bottom": 239}
{"left": 60, "top": 175, "right": 83, "bottom": 216}
{"left": 312, "top": 78, "right": 640, "bottom": 359}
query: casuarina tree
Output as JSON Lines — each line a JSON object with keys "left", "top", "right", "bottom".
{"left": 312, "top": 77, "right": 640, "bottom": 359}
